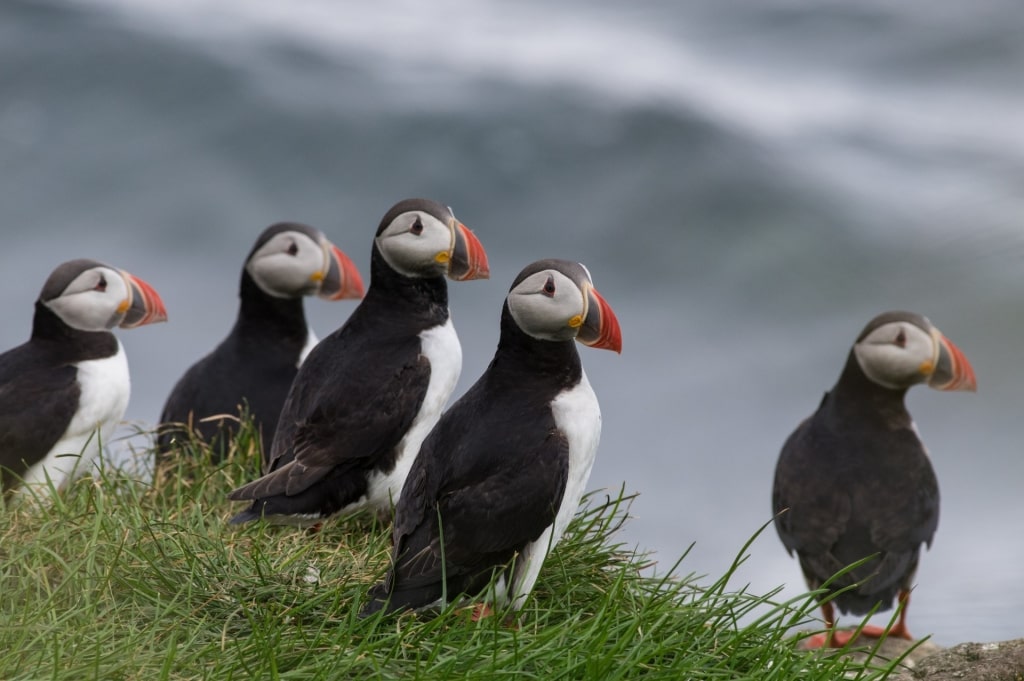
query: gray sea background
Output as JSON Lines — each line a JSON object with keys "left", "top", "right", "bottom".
{"left": 1, "top": 0, "right": 1022, "bottom": 645}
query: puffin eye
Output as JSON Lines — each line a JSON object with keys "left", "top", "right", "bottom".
{"left": 287, "top": 241, "right": 299, "bottom": 256}
{"left": 410, "top": 218, "right": 424, "bottom": 236}
{"left": 894, "top": 329, "right": 907, "bottom": 348}
{"left": 95, "top": 275, "right": 107, "bottom": 292}
{"left": 542, "top": 276, "right": 556, "bottom": 297}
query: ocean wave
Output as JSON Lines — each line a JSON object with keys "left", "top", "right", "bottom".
{"left": 69, "top": 0, "right": 1024, "bottom": 158}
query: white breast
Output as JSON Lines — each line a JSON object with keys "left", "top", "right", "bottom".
{"left": 21, "top": 342, "right": 132, "bottom": 490}
{"left": 363, "top": 316, "right": 462, "bottom": 511}
{"left": 508, "top": 370, "right": 602, "bottom": 609}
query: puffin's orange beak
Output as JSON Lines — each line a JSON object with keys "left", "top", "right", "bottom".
{"left": 928, "top": 331, "right": 976, "bottom": 392}
{"left": 119, "top": 271, "right": 168, "bottom": 328}
{"left": 447, "top": 221, "right": 489, "bottom": 281}
{"left": 577, "top": 284, "right": 622, "bottom": 353}
{"left": 318, "top": 242, "right": 365, "bottom": 301}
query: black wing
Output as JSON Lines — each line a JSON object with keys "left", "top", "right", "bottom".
{"left": 158, "top": 352, "right": 219, "bottom": 449}
{"left": 158, "top": 334, "right": 299, "bottom": 455}
{"left": 369, "top": 391, "right": 570, "bottom": 614}
{"left": 0, "top": 343, "right": 79, "bottom": 490}
{"left": 773, "top": 408, "right": 939, "bottom": 608}
{"left": 228, "top": 330, "right": 429, "bottom": 502}
{"left": 772, "top": 416, "right": 851, "bottom": 559}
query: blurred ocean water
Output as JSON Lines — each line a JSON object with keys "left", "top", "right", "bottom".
{"left": 1, "top": 0, "right": 1022, "bottom": 644}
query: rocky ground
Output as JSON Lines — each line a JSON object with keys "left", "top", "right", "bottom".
{"left": 801, "top": 634, "right": 1024, "bottom": 680}
{"left": 886, "top": 638, "right": 1024, "bottom": 681}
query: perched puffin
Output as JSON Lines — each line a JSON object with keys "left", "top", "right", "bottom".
{"left": 228, "top": 198, "right": 489, "bottom": 525}
{"left": 0, "top": 259, "right": 167, "bottom": 494}
{"left": 772, "top": 311, "right": 976, "bottom": 648}
{"left": 361, "top": 259, "right": 622, "bottom": 618}
{"left": 157, "top": 223, "right": 363, "bottom": 462}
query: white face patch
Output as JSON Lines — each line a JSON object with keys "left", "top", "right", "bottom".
{"left": 854, "top": 321, "right": 936, "bottom": 390}
{"left": 375, "top": 210, "right": 453, "bottom": 278}
{"left": 246, "top": 231, "right": 326, "bottom": 298}
{"left": 506, "top": 269, "right": 586, "bottom": 342}
{"left": 44, "top": 266, "right": 131, "bottom": 331}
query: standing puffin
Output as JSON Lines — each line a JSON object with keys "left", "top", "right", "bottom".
{"left": 157, "top": 223, "right": 363, "bottom": 462}
{"left": 228, "top": 198, "right": 489, "bottom": 525}
{"left": 772, "top": 311, "right": 976, "bottom": 648}
{"left": 361, "top": 259, "right": 622, "bottom": 618}
{"left": 0, "top": 259, "right": 167, "bottom": 494}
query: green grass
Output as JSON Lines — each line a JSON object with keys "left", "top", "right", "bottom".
{"left": 1, "top": 423, "right": 907, "bottom": 680}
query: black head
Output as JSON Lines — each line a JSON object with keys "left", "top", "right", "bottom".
{"left": 851, "top": 310, "right": 975, "bottom": 392}
{"left": 39, "top": 258, "right": 167, "bottom": 331}
{"left": 244, "top": 222, "right": 363, "bottom": 301}
{"left": 372, "top": 199, "right": 489, "bottom": 281}
{"left": 505, "top": 259, "right": 622, "bottom": 352}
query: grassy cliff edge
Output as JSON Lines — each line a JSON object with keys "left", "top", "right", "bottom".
{"left": 1, "top": 425, "right": 914, "bottom": 680}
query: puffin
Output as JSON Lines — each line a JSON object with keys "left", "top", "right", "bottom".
{"left": 0, "top": 259, "right": 167, "bottom": 494}
{"left": 157, "top": 223, "right": 364, "bottom": 463}
{"left": 361, "top": 259, "right": 622, "bottom": 618}
{"left": 771, "top": 311, "right": 976, "bottom": 648}
{"left": 228, "top": 198, "right": 489, "bottom": 525}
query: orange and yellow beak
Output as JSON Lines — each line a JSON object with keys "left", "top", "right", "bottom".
{"left": 446, "top": 220, "right": 490, "bottom": 281}
{"left": 926, "top": 329, "right": 976, "bottom": 392}
{"left": 577, "top": 283, "right": 622, "bottom": 353}
{"left": 119, "top": 271, "right": 168, "bottom": 328}
{"left": 317, "top": 242, "right": 365, "bottom": 301}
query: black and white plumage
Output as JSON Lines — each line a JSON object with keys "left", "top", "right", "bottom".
{"left": 772, "top": 311, "right": 976, "bottom": 647}
{"left": 0, "top": 259, "right": 167, "bottom": 494}
{"left": 361, "top": 259, "right": 622, "bottom": 618}
{"left": 228, "top": 199, "right": 490, "bottom": 525}
{"left": 157, "top": 223, "right": 363, "bottom": 462}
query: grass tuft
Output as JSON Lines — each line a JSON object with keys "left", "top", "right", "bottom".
{"left": 2, "top": 423, "right": 906, "bottom": 680}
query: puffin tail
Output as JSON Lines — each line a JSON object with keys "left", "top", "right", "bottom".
{"left": 359, "top": 583, "right": 391, "bottom": 619}
{"left": 359, "top": 581, "right": 451, "bottom": 619}
{"left": 228, "top": 505, "right": 262, "bottom": 525}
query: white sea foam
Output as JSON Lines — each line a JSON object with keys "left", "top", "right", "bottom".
{"left": 70, "top": 0, "right": 1024, "bottom": 156}
{"left": 62, "top": 0, "right": 1024, "bottom": 251}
